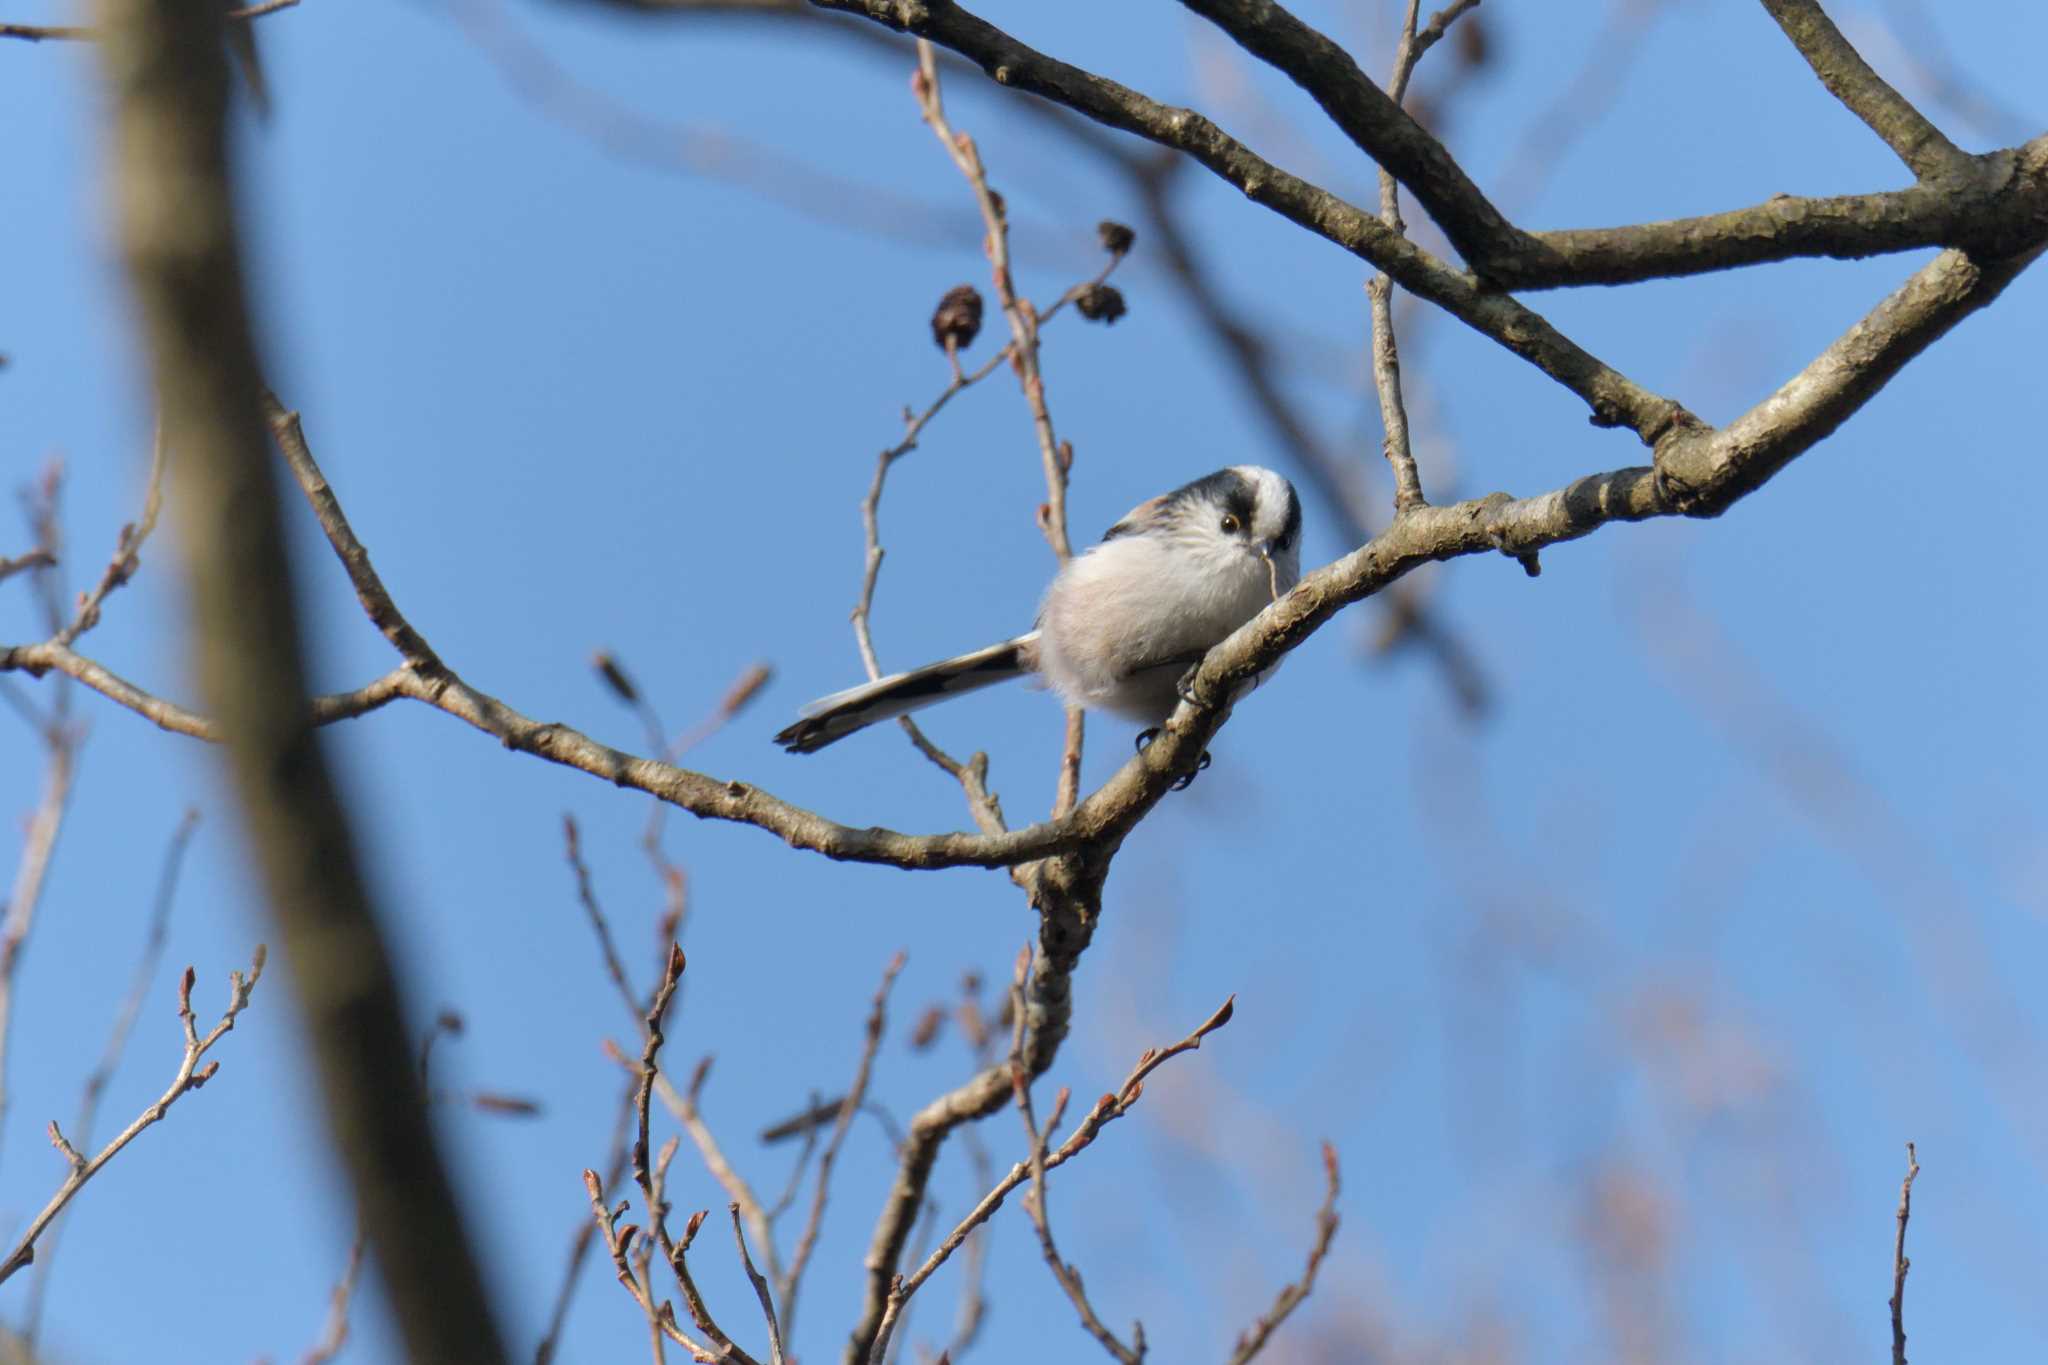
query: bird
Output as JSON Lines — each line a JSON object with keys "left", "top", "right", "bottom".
{"left": 774, "top": 465, "right": 1302, "bottom": 762}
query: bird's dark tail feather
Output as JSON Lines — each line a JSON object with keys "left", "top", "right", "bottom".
{"left": 774, "top": 633, "right": 1036, "bottom": 753}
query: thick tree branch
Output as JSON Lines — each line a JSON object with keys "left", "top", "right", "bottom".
{"left": 89, "top": 0, "right": 508, "bottom": 1358}
{"left": 572, "top": 0, "right": 2048, "bottom": 294}
{"left": 1176, "top": 0, "right": 1522, "bottom": 270}
{"left": 1758, "top": 0, "right": 1970, "bottom": 182}
{"left": 798, "top": 0, "right": 1686, "bottom": 444}
{"left": 1515, "top": 157, "right": 2048, "bottom": 288}
{"left": 13, "top": 217, "right": 2038, "bottom": 887}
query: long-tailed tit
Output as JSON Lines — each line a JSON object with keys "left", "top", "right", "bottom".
{"left": 775, "top": 465, "right": 1302, "bottom": 757}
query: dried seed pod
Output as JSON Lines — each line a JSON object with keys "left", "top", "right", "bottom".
{"left": 1097, "top": 219, "right": 1135, "bottom": 255}
{"left": 1075, "top": 284, "right": 1127, "bottom": 325}
{"left": 930, "top": 284, "right": 984, "bottom": 351}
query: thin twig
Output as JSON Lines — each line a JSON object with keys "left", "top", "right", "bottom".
{"left": 864, "top": 994, "right": 1236, "bottom": 1364}
{"left": 537, "top": 1075, "right": 638, "bottom": 1365}
{"left": 587, "top": 945, "right": 742, "bottom": 1363}
{"left": 1009, "top": 965, "right": 1140, "bottom": 1364}
{"left": 657, "top": 1050, "right": 785, "bottom": 1292}
{"left": 911, "top": 39, "right": 1093, "bottom": 812}
{"left": 54, "top": 417, "right": 169, "bottom": 648}
{"left": 1890, "top": 1141, "right": 1920, "bottom": 1365}
{"left": 729, "top": 1206, "right": 787, "bottom": 1365}
{"left": 20, "top": 807, "right": 201, "bottom": 1343}
{"left": 564, "top": 814, "right": 643, "bottom": 1020}
{"left": 0, "top": 550, "right": 56, "bottom": 586}
{"left": 583, "top": 1168, "right": 726, "bottom": 1362}
{"left": 1366, "top": 0, "right": 1435, "bottom": 515}
{"left": 879, "top": 1198, "right": 940, "bottom": 1365}
{"left": 1226, "top": 1141, "right": 1343, "bottom": 1364}
{"left": 301, "top": 1235, "right": 367, "bottom": 1365}
{"left": 778, "top": 953, "right": 906, "bottom": 1338}
{"left": 0, "top": 947, "right": 266, "bottom": 1286}
{"left": 942, "top": 1127, "right": 994, "bottom": 1362}
{"left": 0, "top": 730, "right": 76, "bottom": 1164}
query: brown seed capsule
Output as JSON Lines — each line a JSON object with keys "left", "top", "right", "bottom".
{"left": 1075, "top": 284, "right": 1127, "bottom": 325}
{"left": 1097, "top": 220, "right": 1135, "bottom": 255}
{"left": 930, "top": 284, "right": 984, "bottom": 351}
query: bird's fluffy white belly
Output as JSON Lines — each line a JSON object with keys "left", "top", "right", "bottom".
{"left": 1035, "top": 534, "right": 1278, "bottom": 723}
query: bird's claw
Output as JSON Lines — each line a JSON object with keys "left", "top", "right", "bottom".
{"left": 1170, "top": 751, "right": 1212, "bottom": 791}
{"left": 1135, "top": 727, "right": 1160, "bottom": 752}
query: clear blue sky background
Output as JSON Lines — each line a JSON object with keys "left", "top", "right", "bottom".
{"left": 3, "top": 2, "right": 2045, "bottom": 1361}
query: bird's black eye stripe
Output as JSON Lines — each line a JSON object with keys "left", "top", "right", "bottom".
{"left": 1277, "top": 481, "right": 1302, "bottom": 549}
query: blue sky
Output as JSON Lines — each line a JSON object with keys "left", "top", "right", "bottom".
{"left": 3, "top": 2, "right": 2045, "bottom": 1361}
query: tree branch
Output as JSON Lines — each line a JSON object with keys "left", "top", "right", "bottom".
{"left": 90, "top": 0, "right": 508, "bottom": 1356}
{"left": 1890, "top": 1141, "right": 1920, "bottom": 1365}
{"left": 1758, "top": 0, "right": 1970, "bottom": 182}
{"left": 0, "top": 951, "right": 265, "bottom": 1286}
{"left": 1176, "top": 0, "right": 1522, "bottom": 270}
{"left": 14, "top": 213, "right": 2040, "bottom": 889}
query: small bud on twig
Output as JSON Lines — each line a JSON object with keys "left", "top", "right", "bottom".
{"left": 1456, "top": 15, "right": 1490, "bottom": 68}
{"left": 717, "top": 662, "right": 773, "bottom": 718}
{"left": 908, "top": 1005, "right": 946, "bottom": 1051}
{"left": 1075, "top": 284, "right": 1127, "bottom": 325}
{"left": 1097, "top": 220, "right": 1135, "bottom": 255}
{"left": 592, "top": 650, "right": 639, "bottom": 704}
{"left": 931, "top": 284, "right": 984, "bottom": 352}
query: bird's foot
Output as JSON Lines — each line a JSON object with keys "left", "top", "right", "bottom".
{"left": 1175, "top": 665, "right": 1206, "bottom": 710}
{"left": 1135, "top": 727, "right": 1160, "bottom": 752}
{"left": 1170, "top": 751, "right": 1213, "bottom": 791}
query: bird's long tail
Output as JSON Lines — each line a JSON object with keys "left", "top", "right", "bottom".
{"left": 774, "top": 632, "right": 1038, "bottom": 753}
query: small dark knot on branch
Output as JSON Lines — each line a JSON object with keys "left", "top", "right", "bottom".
{"left": 1075, "top": 284, "right": 1127, "bottom": 325}
{"left": 930, "top": 284, "right": 983, "bottom": 352}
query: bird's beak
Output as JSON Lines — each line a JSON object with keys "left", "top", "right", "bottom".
{"left": 1253, "top": 539, "right": 1281, "bottom": 601}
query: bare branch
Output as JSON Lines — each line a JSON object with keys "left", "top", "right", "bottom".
{"left": 19, "top": 808, "right": 201, "bottom": 1343}
{"left": 0, "top": 947, "right": 266, "bottom": 1286}
{"left": 584, "top": 1169, "right": 728, "bottom": 1362}
{"left": 800, "top": 0, "right": 1686, "bottom": 443}
{"left": 1758, "top": 0, "right": 1970, "bottom": 181}
{"left": 1890, "top": 1141, "right": 1921, "bottom": 1365}
{"left": 17, "top": 206, "right": 2042, "bottom": 899}
{"left": 863, "top": 994, "right": 1235, "bottom": 1365}
{"left": 1227, "top": 1141, "right": 1342, "bottom": 1365}
{"left": 53, "top": 417, "right": 168, "bottom": 648}
{"left": 1010, "top": 979, "right": 1141, "bottom": 1363}
{"left": 90, "top": 0, "right": 507, "bottom": 1354}
{"left": 0, "top": 730, "right": 76, "bottom": 1160}
{"left": 779, "top": 953, "right": 906, "bottom": 1337}
{"left": 301, "top": 1236, "right": 367, "bottom": 1365}
{"left": 0, "top": 550, "right": 56, "bottom": 586}
{"left": 729, "top": 1207, "right": 787, "bottom": 1365}
{"left": 537, "top": 1076, "right": 639, "bottom": 1365}
{"left": 1366, "top": 0, "right": 1446, "bottom": 516}
{"left": 659, "top": 1050, "right": 785, "bottom": 1291}
{"left": 1176, "top": 0, "right": 1519, "bottom": 269}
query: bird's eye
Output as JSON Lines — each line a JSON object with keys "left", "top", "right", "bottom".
{"left": 1220, "top": 514, "right": 1241, "bottom": 535}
